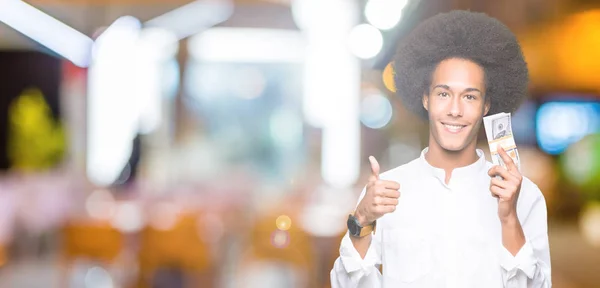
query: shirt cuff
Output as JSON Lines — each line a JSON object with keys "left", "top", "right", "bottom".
{"left": 499, "top": 238, "right": 537, "bottom": 279}
{"left": 339, "top": 232, "right": 380, "bottom": 277}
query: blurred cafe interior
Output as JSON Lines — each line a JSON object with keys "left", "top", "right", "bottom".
{"left": 0, "top": 0, "right": 599, "bottom": 287}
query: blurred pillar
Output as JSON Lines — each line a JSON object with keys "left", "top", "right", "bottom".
{"left": 174, "top": 38, "right": 192, "bottom": 145}
{"left": 60, "top": 62, "right": 88, "bottom": 173}
{"left": 293, "top": 0, "right": 361, "bottom": 188}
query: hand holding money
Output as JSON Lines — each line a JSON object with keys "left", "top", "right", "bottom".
{"left": 484, "top": 112, "right": 523, "bottom": 221}
{"left": 488, "top": 146, "right": 523, "bottom": 222}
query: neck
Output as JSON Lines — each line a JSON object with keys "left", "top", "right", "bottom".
{"left": 425, "top": 137, "right": 480, "bottom": 184}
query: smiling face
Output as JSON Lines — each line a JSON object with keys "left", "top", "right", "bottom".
{"left": 423, "top": 58, "right": 490, "bottom": 152}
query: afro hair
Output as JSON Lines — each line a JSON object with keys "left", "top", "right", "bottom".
{"left": 393, "top": 10, "right": 528, "bottom": 120}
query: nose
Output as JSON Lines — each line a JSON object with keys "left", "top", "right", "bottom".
{"left": 447, "top": 95, "right": 463, "bottom": 117}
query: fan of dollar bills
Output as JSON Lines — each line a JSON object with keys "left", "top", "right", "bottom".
{"left": 483, "top": 112, "right": 521, "bottom": 171}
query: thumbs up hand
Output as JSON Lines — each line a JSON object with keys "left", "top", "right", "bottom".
{"left": 354, "top": 156, "right": 401, "bottom": 227}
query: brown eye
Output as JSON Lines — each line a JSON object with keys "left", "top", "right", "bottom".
{"left": 438, "top": 92, "right": 449, "bottom": 98}
{"left": 465, "top": 94, "right": 476, "bottom": 100}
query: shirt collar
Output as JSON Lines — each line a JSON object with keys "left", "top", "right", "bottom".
{"left": 419, "top": 147, "right": 487, "bottom": 184}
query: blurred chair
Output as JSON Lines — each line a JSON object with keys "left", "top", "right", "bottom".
{"left": 62, "top": 221, "right": 123, "bottom": 262}
{"left": 136, "top": 211, "right": 214, "bottom": 288}
{"left": 236, "top": 209, "right": 317, "bottom": 288}
{"left": 60, "top": 220, "right": 125, "bottom": 287}
{"left": 0, "top": 244, "right": 7, "bottom": 268}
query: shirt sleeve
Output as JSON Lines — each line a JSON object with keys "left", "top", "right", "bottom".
{"left": 499, "top": 182, "right": 552, "bottom": 288}
{"left": 330, "top": 187, "right": 383, "bottom": 288}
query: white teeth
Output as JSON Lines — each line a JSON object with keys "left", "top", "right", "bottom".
{"left": 443, "top": 124, "right": 465, "bottom": 132}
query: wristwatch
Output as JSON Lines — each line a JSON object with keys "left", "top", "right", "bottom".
{"left": 347, "top": 213, "right": 376, "bottom": 237}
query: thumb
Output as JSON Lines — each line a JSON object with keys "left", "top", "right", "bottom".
{"left": 369, "top": 156, "right": 380, "bottom": 180}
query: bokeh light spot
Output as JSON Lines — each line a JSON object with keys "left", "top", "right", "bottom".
{"left": 382, "top": 62, "right": 396, "bottom": 93}
{"left": 271, "top": 230, "right": 290, "bottom": 249}
{"left": 276, "top": 215, "right": 292, "bottom": 231}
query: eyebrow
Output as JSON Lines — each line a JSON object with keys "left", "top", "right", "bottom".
{"left": 432, "top": 84, "right": 482, "bottom": 94}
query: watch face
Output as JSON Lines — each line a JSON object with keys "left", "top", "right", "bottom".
{"left": 347, "top": 215, "right": 361, "bottom": 236}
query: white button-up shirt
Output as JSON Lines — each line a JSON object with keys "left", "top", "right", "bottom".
{"left": 331, "top": 148, "right": 551, "bottom": 288}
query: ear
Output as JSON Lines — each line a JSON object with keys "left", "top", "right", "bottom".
{"left": 422, "top": 94, "right": 429, "bottom": 111}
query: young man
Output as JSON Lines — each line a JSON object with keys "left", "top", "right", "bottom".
{"left": 331, "top": 10, "right": 551, "bottom": 288}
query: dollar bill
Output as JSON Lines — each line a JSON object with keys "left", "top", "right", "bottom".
{"left": 483, "top": 112, "right": 521, "bottom": 171}
{"left": 492, "top": 115, "right": 511, "bottom": 140}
